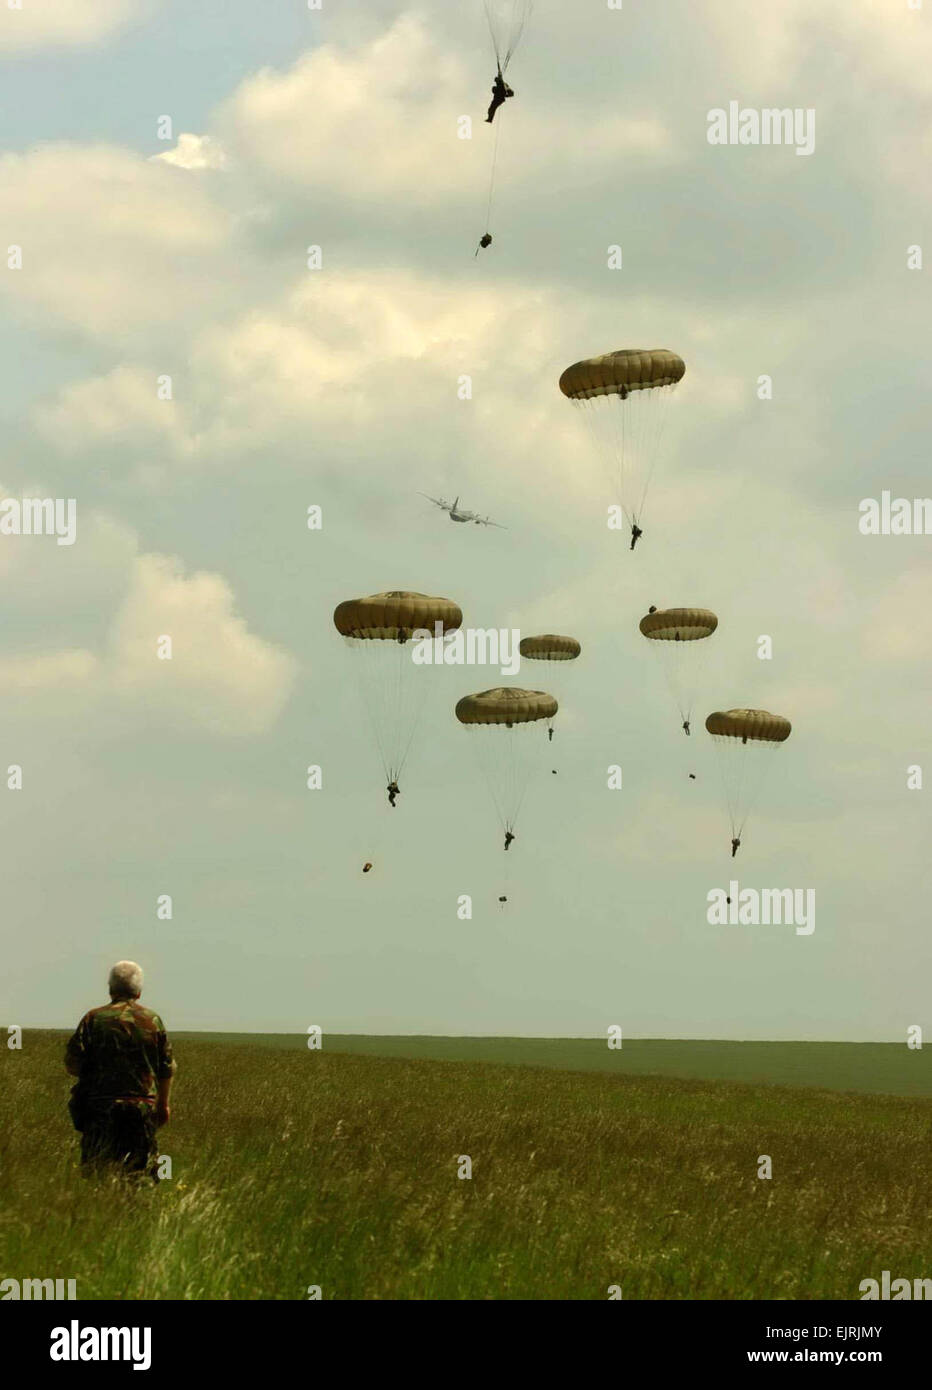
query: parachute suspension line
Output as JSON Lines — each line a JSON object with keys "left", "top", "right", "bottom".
{"left": 346, "top": 637, "right": 430, "bottom": 789}
{"left": 573, "top": 385, "right": 678, "bottom": 535}
{"left": 466, "top": 722, "right": 538, "bottom": 838}
{"left": 484, "top": 0, "right": 533, "bottom": 74}
{"left": 631, "top": 383, "right": 679, "bottom": 525}
{"left": 346, "top": 638, "right": 389, "bottom": 784}
{"left": 389, "top": 639, "right": 428, "bottom": 783}
{"left": 614, "top": 385, "right": 676, "bottom": 528}
{"left": 712, "top": 736, "right": 780, "bottom": 841}
{"left": 666, "top": 630, "right": 712, "bottom": 730}
{"left": 484, "top": 0, "right": 504, "bottom": 70}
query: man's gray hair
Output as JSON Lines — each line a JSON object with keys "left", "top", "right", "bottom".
{"left": 108, "top": 960, "right": 143, "bottom": 999}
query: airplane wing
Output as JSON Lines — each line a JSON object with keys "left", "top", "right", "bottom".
{"left": 418, "top": 492, "right": 450, "bottom": 510}
{"left": 477, "top": 516, "right": 508, "bottom": 528}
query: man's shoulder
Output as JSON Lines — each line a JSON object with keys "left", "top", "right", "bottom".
{"left": 85, "top": 1001, "right": 167, "bottom": 1030}
{"left": 83, "top": 1002, "right": 116, "bottom": 1024}
{"left": 130, "top": 1001, "right": 168, "bottom": 1032}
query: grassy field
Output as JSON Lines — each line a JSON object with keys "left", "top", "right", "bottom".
{"left": 179, "top": 1033, "right": 932, "bottom": 1098}
{"left": 2, "top": 1031, "right": 930, "bottom": 1300}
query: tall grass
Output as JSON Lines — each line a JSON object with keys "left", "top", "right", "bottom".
{"left": 2, "top": 1034, "right": 929, "bottom": 1299}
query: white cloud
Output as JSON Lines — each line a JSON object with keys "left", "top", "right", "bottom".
{"left": 0, "top": 0, "right": 143, "bottom": 50}
{"left": 0, "top": 144, "right": 231, "bottom": 340}
{"left": 37, "top": 365, "right": 194, "bottom": 464}
{"left": 0, "top": 533, "right": 296, "bottom": 736}
{"left": 107, "top": 553, "right": 296, "bottom": 734}
{"left": 153, "top": 134, "right": 229, "bottom": 172}
{"left": 218, "top": 15, "right": 677, "bottom": 208}
{"left": 705, "top": 0, "right": 932, "bottom": 96}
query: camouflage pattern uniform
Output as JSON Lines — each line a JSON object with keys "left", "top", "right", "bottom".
{"left": 65, "top": 999, "right": 176, "bottom": 1180}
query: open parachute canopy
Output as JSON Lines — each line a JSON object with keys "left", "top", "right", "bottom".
{"left": 333, "top": 591, "right": 462, "bottom": 641}
{"left": 705, "top": 709, "right": 791, "bottom": 849}
{"left": 518, "top": 634, "right": 581, "bottom": 662}
{"left": 559, "top": 349, "right": 686, "bottom": 401}
{"left": 639, "top": 608, "right": 717, "bottom": 642}
{"left": 640, "top": 608, "right": 718, "bottom": 733}
{"left": 456, "top": 687, "right": 557, "bottom": 844}
{"left": 455, "top": 687, "right": 557, "bottom": 726}
{"left": 334, "top": 590, "right": 463, "bottom": 795}
{"left": 558, "top": 349, "right": 686, "bottom": 540}
{"left": 484, "top": 0, "right": 533, "bottom": 74}
{"left": 705, "top": 709, "right": 791, "bottom": 743}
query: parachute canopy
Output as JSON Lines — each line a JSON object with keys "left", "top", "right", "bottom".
{"left": 484, "top": 0, "right": 533, "bottom": 74}
{"left": 558, "top": 348, "right": 686, "bottom": 536}
{"left": 519, "top": 634, "right": 581, "bottom": 661}
{"left": 456, "top": 687, "right": 557, "bottom": 726}
{"left": 559, "top": 349, "right": 685, "bottom": 401}
{"left": 334, "top": 590, "right": 462, "bottom": 793}
{"left": 641, "top": 608, "right": 718, "bottom": 732}
{"left": 705, "top": 709, "right": 791, "bottom": 847}
{"left": 639, "top": 608, "right": 718, "bottom": 642}
{"left": 457, "top": 686, "right": 556, "bottom": 843}
{"left": 333, "top": 591, "right": 462, "bottom": 641}
{"left": 705, "top": 709, "right": 791, "bottom": 743}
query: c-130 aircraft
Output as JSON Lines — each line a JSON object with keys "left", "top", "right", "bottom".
{"left": 419, "top": 493, "right": 507, "bottom": 528}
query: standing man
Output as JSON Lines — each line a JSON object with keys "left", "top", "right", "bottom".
{"left": 65, "top": 961, "right": 176, "bottom": 1181}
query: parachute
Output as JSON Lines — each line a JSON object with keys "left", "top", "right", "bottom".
{"left": 484, "top": 0, "right": 533, "bottom": 75}
{"left": 477, "top": 2, "right": 532, "bottom": 254}
{"left": 518, "top": 634, "right": 580, "bottom": 739}
{"left": 334, "top": 591, "right": 462, "bottom": 797}
{"left": 518, "top": 634, "right": 581, "bottom": 661}
{"left": 705, "top": 708, "right": 791, "bottom": 850}
{"left": 456, "top": 686, "right": 556, "bottom": 842}
{"left": 559, "top": 349, "right": 686, "bottom": 543}
{"left": 639, "top": 608, "right": 717, "bottom": 734}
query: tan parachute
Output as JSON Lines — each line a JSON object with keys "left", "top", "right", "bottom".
{"left": 518, "top": 634, "right": 581, "bottom": 661}
{"left": 333, "top": 591, "right": 462, "bottom": 641}
{"left": 639, "top": 608, "right": 717, "bottom": 734}
{"left": 705, "top": 708, "right": 791, "bottom": 854}
{"left": 334, "top": 591, "right": 462, "bottom": 801}
{"left": 559, "top": 348, "right": 685, "bottom": 548}
{"left": 456, "top": 686, "right": 556, "bottom": 847}
{"left": 455, "top": 687, "right": 557, "bottom": 726}
{"left": 705, "top": 709, "right": 791, "bottom": 743}
{"left": 518, "top": 635, "right": 580, "bottom": 740}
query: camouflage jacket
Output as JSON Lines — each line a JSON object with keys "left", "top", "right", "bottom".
{"left": 65, "top": 999, "right": 176, "bottom": 1105}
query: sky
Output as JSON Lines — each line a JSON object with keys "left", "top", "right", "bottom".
{"left": 1, "top": 0, "right": 930, "bottom": 1040}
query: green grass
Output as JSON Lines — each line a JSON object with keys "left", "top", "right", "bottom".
{"left": 2, "top": 1032, "right": 930, "bottom": 1300}
{"left": 178, "top": 1033, "right": 932, "bottom": 1098}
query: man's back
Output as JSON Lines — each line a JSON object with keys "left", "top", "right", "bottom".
{"left": 66, "top": 998, "right": 173, "bottom": 1103}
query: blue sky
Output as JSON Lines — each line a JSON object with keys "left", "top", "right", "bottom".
{"left": 1, "top": 1, "right": 930, "bottom": 1040}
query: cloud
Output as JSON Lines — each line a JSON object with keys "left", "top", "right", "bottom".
{"left": 34, "top": 268, "right": 568, "bottom": 492}
{"left": 152, "top": 134, "right": 229, "bottom": 172}
{"left": 37, "top": 364, "right": 194, "bottom": 465}
{"left": 0, "top": 143, "right": 232, "bottom": 341}
{"left": 704, "top": 0, "right": 932, "bottom": 97}
{"left": 107, "top": 553, "right": 297, "bottom": 735}
{"left": 217, "top": 15, "right": 677, "bottom": 210}
{"left": 0, "top": 532, "right": 296, "bottom": 736}
{"left": 0, "top": 0, "right": 144, "bottom": 50}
